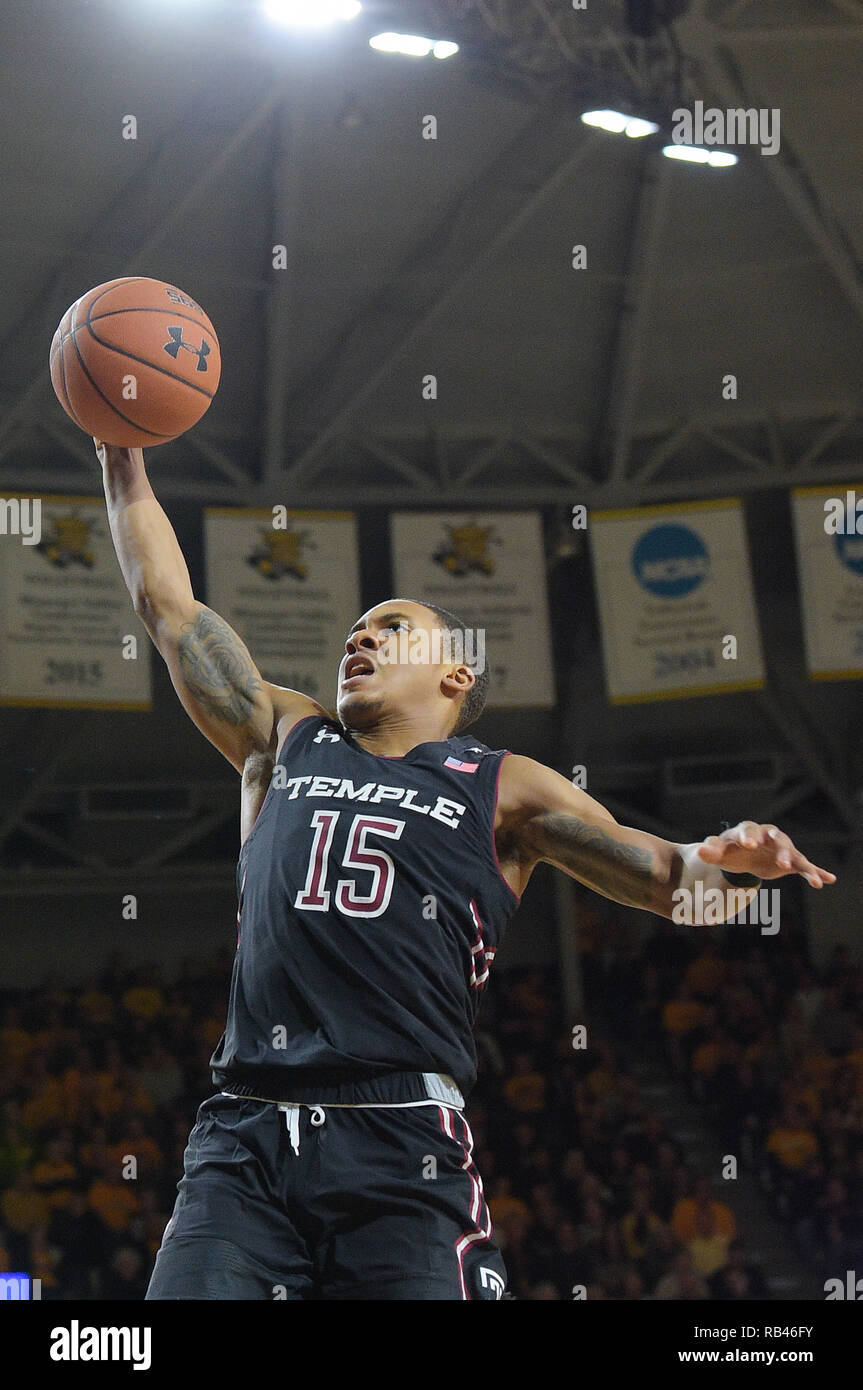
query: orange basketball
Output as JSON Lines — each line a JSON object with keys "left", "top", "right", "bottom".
{"left": 49, "top": 277, "right": 221, "bottom": 448}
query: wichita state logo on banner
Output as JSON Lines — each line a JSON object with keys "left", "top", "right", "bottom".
{"left": 35, "top": 509, "right": 97, "bottom": 569}
{"left": 433, "top": 520, "right": 500, "bottom": 578}
{"left": 204, "top": 506, "right": 360, "bottom": 702}
{"left": 390, "top": 510, "right": 554, "bottom": 710}
{"left": 246, "top": 525, "right": 316, "bottom": 582}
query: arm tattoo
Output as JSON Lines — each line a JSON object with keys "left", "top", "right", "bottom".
{"left": 177, "top": 608, "right": 263, "bottom": 726}
{"left": 533, "top": 812, "right": 657, "bottom": 910}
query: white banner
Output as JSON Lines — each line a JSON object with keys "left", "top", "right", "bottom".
{"left": 204, "top": 507, "right": 360, "bottom": 708}
{"left": 0, "top": 493, "right": 151, "bottom": 709}
{"left": 791, "top": 484, "right": 863, "bottom": 681}
{"left": 390, "top": 511, "right": 554, "bottom": 708}
{"left": 589, "top": 499, "right": 765, "bottom": 704}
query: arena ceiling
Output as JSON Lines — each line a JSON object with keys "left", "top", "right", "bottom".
{"left": 0, "top": 0, "right": 862, "bottom": 508}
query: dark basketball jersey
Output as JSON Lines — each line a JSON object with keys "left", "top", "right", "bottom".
{"left": 210, "top": 715, "right": 521, "bottom": 1097}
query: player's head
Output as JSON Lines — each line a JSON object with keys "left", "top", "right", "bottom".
{"left": 336, "top": 598, "right": 489, "bottom": 737}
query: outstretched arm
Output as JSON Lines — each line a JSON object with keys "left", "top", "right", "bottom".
{"left": 98, "top": 440, "right": 324, "bottom": 772}
{"left": 495, "top": 755, "right": 835, "bottom": 917}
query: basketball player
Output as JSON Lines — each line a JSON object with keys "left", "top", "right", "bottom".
{"left": 95, "top": 439, "right": 835, "bottom": 1300}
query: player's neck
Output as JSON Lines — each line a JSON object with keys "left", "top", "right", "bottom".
{"left": 346, "top": 714, "right": 455, "bottom": 758}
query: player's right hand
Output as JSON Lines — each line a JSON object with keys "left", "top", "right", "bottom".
{"left": 93, "top": 437, "right": 145, "bottom": 468}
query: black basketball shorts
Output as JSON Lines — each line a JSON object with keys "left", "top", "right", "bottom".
{"left": 145, "top": 1087, "right": 507, "bottom": 1300}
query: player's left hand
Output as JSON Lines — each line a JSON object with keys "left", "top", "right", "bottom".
{"left": 697, "top": 821, "right": 836, "bottom": 887}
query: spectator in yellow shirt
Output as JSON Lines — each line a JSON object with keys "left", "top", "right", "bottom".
{"left": 687, "top": 1204, "right": 732, "bottom": 1277}
{"left": 87, "top": 1163, "right": 140, "bottom": 1236}
{"left": 503, "top": 1054, "right": 547, "bottom": 1114}
{"left": 76, "top": 983, "right": 115, "bottom": 1027}
{"left": 121, "top": 984, "right": 165, "bottom": 1021}
{"left": 766, "top": 1103, "right": 819, "bottom": 1171}
{"left": 671, "top": 1176, "right": 737, "bottom": 1244}
{"left": 106, "top": 1116, "right": 163, "bottom": 1181}
{"left": 488, "top": 1175, "right": 532, "bottom": 1246}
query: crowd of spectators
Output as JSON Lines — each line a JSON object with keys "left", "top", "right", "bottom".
{"left": 626, "top": 918, "right": 863, "bottom": 1281}
{"left": 472, "top": 963, "right": 766, "bottom": 1298}
{"left": 1, "top": 942, "right": 772, "bottom": 1300}
{"left": 0, "top": 953, "right": 230, "bottom": 1299}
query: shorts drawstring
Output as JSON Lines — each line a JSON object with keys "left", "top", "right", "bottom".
{"left": 278, "top": 1103, "right": 326, "bottom": 1155}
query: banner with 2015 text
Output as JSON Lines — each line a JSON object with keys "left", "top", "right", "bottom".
{"left": 0, "top": 493, "right": 151, "bottom": 709}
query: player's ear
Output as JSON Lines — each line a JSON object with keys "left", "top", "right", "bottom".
{"left": 441, "top": 664, "right": 475, "bottom": 696}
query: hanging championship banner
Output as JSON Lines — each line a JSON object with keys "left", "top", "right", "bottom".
{"left": 791, "top": 484, "right": 863, "bottom": 681}
{"left": 0, "top": 493, "right": 151, "bottom": 709}
{"left": 204, "top": 507, "right": 360, "bottom": 707}
{"left": 589, "top": 499, "right": 765, "bottom": 704}
{"left": 390, "top": 510, "right": 554, "bottom": 708}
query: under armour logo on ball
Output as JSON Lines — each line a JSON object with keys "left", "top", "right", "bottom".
{"left": 163, "top": 326, "right": 211, "bottom": 371}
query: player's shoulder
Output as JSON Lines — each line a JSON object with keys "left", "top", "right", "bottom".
{"left": 442, "top": 735, "right": 516, "bottom": 786}
{"left": 448, "top": 733, "right": 508, "bottom": 761}
{"left": 265, "top": 685, "right": 334, "bottom": 751}
{"left": 494, "top": 753, "right": 575, "bottom": 813}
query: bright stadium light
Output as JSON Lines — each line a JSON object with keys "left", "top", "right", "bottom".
{"left": 582, "top": 109, "right": 628, "bottom": 133}
{"left": 369, "top": 32, "right": 459, "bottom": 59}
{"left": 623, "top": 116, "right": 660, "bottom": 138}
{"left": 581, "top": 110, "right": 658, "bottom": 138}
{"left": 264, "top": 0, "right": 362, "bottom": 26}
{"left": 662, "top": 144, "right": 738, "bottom": 166}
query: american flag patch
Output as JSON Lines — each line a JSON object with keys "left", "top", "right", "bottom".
{"left": 444, "top": 756, "right": 479, "bottom": 773}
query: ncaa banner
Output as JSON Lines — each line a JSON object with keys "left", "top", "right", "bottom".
{"left": 390, "top": 511, "right": 554, "bottom": 709}
{"left": 791, "top": 484, "right": 863, "bottom": 681}
{"left": 0, "top": 493, "right": 151, "bottom": 709}
{"left": 204, "top": 507, "right": 359, "bottom": 708}
{"left": 589, "top": 499, "right": 765, "bottom": 704}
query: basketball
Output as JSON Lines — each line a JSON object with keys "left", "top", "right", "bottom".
{"left": 49, "top": 276, "right": 221, "bottom": 448}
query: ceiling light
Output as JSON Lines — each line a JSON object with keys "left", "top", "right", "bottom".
{"left": 581, "top": 110, "right": 658, "bottom": 138}
{"left": 264, "top": 0, "right": 362, "bottom": 27}
{"left": 370, "top": 32, "right": 458, "bottom": 58}
{"left": 662, "top": 144, "right": 738, "bottom": 166}
{"left": 624, "top": 116, "right": 660, "bottom": 138}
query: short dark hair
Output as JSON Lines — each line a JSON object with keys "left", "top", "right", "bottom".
{"left": 411, "top": 599, "right": 489, "bottom": 734}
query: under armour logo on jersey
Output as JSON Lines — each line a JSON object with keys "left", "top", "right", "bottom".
{"left": 313, "top": 726, "right": 341, "bottom": 744}
{"left": 478, "top": 1267, "right": 505, "bottom": 1299}
{"left": 163, "top": 325, "right": 211, "bottom": 371}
